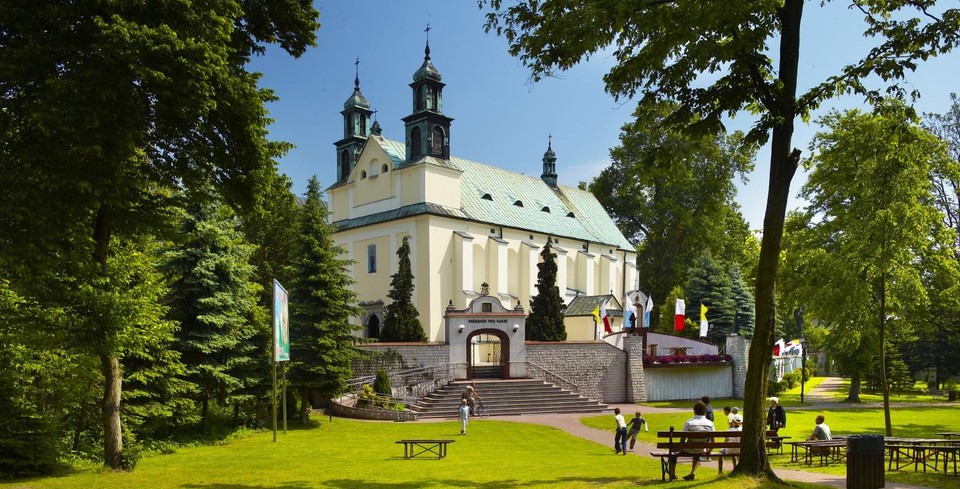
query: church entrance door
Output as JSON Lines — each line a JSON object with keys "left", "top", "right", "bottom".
{"left": 466, "top": 329, "right": 508, "bottom": 380}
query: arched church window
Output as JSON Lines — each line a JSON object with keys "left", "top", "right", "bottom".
{"left": 339, "top": 151, "right": 350, "bottom": 180}
{"left": 428, "top": 86, "right": 437, "bottom": 110}
{"left": 359, "top": 114, "right": 367, "bottom": 136}
{"left": 430, "top": 126, "right": 444, "bottom": 157}
{"left": 382, "top": 164, "right": 389, "bottom": 173}
{"left": 416, "top": 87, "right": 424, "bottom": 111}
{"left": 367, "top": 314, "right": 380, "bottom": 339}
{"left": 360, "top": 170, "right": 367, "bottom": 179}
{"left": 411, "top": 127, "right": 422, "bottom": 157}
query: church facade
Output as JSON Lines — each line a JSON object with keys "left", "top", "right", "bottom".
{"left": 327, "top": 42, "right": 637, "bottom": 343}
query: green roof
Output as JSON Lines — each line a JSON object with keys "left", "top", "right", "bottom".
{"left": 333, "top": 137, "right": 634, "bottom": 251}
{"left": 564, "top": 295, "right": 623, "bottom": 317}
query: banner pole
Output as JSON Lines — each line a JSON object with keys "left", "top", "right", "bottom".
{"left": 272, "top": 359, "right": 277, "bottom": 442}
{"left": 282, "top": 362, "right": 288, "bottom": 434}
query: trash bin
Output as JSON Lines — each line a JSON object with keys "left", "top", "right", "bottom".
{"left": 847, "top": 434, "right": 884, "bottom": 489}
{"left": 949, "top": 390, "right": 958, "bottom": 402}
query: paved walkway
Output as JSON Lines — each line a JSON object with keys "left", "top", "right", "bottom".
{"left": 489, "top": 377, "right": 934, "bottom": 489}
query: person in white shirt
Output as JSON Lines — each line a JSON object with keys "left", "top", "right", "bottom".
{"left": 808, "top": 415, "right": 832, "bottom": 441}
{"left": 613, "top": 408, "right": 628, "bottom": 454}
{"left": 668, "top": 401, "right": 715, "bottom": 480}
{"left": 718, "top": 414, "right": 743, "bottom": 472}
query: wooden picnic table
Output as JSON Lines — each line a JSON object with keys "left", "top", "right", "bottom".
{"left": 395, "top": 439, "right": 455, "bottom": 459}
{"left": 938, "top": 432, "right": 960, "bottom": 439}
{"left": 785, "top": 439, "right": 847, "bottom": 465}
{"left": 885, "top": 438, "right": 960, "bottom": 475}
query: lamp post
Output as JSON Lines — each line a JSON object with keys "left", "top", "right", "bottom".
{"left": 794, "top": 307, "right": 805, "bottom": 404}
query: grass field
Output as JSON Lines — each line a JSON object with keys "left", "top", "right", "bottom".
{"left": 582, "top": 405, "right": 960, "bottom": 489}
{"left": 4, "top": 376, "right": 958, "bottom": 489}
{"left": 3, "top": 417, "right": 835, "bottom": 489}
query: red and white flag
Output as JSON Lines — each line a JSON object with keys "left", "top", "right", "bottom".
{"left": 674, "top": 299, "right": 686, "bottom": 331}
{"left": 600, "top": 297, "right": 613, "bottom": 334}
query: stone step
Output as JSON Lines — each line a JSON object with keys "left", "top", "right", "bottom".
{"left": 411, "top": 378, "right": 607, "bottom": 419}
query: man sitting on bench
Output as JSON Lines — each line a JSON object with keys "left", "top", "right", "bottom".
{"left": 669, "top": 400, "right": 715, "bottom": 481}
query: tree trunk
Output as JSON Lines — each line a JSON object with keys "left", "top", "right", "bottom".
{"left": 94, "top": 205, "right": 125, "bottom": 469}
{"left": 846, "top": 370, "right": 862, "bottom": 402}
{"left": 731, "top": 0, "right": 803, "bottom": 478}
{"left": 300, "top": 387, "right": 311, "bottom": 424}
{"left": 101, "top": 354, "right": 123, "bottom": 469}
{"left": 879, "top": 273, "right": 892, "bottom": 436}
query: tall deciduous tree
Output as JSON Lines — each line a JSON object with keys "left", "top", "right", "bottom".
{"left": 162, "top": 195, "right": 261, "bottom": 430}
{"left": 588, "top": 103, "right": 755, "bottom": 318}
{"left": 526, "top": 243, "right": 567, "bottom": 341}
{"left": 480, "top": 0, "right": 960, "bottom": 476}
{"left": 288, "top": 177, "right": 363, "bottom": 422}
{"left": 791, "top": 104, "right": 955, "bottom": 435}
{"left": 0, "top": 1, "right": 318, "bottom": 468}
{"left": 380, "top": 237, "right": 427, "bottom": 342}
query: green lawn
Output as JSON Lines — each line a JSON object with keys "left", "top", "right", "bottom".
{"left": 582, "top": 405, "right": 960, "bottom": 489}
{"left": 4, "top": 417, "right": 831, "bottom": 489}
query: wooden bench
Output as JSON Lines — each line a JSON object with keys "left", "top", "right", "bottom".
{"left": 651, "top": 429, "right": 777, "bottom": 480}
{"left": 395, "top": 439, "right": 455, "bottom": 459}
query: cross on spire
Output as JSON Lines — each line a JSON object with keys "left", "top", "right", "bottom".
{"left": 423, "top": 21, "right": 432, "bottom": 60}
{"left": 354, "top": 57, "right": 360, "bottom": 90}
{"left": 548, "top": 133, "right": 552, "bottom": 149}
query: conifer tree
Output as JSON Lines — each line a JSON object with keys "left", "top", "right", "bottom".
{"left": 163, "top": 194, "right": 261, "bottom": 429}
{"left": 380, "top": 237, "right": 427, "bottom": 342}
{"left": 288, "top": 177, "right": 363, "bottom": 421}
{"left": 526, "top": 243, "right": 567, "bottom": 341}
{"left": 686, "top": 252, "right": 735, "bottom": 340}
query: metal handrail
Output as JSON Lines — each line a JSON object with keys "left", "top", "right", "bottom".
{"left": 345, "top": 363, "right": 458, "bottom": 406}
{"left": 525, "top": 361, "right": 583, "bottom": 396}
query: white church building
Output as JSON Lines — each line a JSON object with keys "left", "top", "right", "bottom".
{"left": 327, "top": 40, "right": 637, "bottom": 344}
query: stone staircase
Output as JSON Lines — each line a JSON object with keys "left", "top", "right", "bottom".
{"left": 411, "top": 378, "right": 608, "bottom": 419}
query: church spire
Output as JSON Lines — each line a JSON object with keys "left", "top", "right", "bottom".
{"left": 541, "top": 135, "right": 558, "bottom": 187}
{"left": 403, "top": 24, "right": 453, "bottom": 162}
{"left": 335, "top": 57, "right": 373, "bottom": 182}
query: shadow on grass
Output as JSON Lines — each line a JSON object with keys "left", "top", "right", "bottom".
{"left": 317, "top": 476, "right": 664, "bottom": 488}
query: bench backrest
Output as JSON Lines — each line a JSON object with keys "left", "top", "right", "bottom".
{"left": 655, "top": 429, "right": 778, "bottom": 450}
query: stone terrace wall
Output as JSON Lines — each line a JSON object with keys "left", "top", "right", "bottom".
{"left": 526, "top": 341, "right": 629, "bottom": 404}
{"left": 353, "top": 343, "right": 449, "bottom": 378}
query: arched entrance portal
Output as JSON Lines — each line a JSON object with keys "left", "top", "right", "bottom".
{"left": 466, "top": 329, "right": 509, "bottom": 379}
{"left": 445, "top": 295, "right": 527, "bottom": 380}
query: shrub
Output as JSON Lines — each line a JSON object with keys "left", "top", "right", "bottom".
{"left": 767, "top": 378, "right": 786, "bottom": 396}
{"left": 373, "top": 369, "right": 391, "bottom": 396}
{"left": 782, "top": 372, "right": 798, "bottom": 389}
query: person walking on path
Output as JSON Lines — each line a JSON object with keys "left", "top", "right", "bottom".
{"left": 613, "top": 408, "right": 628, "bottom": 454}
{"left": 458, "top": 399, "right": 470, "bottom": 435}
{"left": 626, "top": 411, "right": 648, "bottom": 450}
{"left": 767, "top": 397, "right": 786, "bottom": 447}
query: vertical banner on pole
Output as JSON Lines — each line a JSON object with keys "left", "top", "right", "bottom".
{"left": 272, "top": 280, "right": 290, "bottom": 442}
{"left": 274, "top": 280, "right": 290, "bottom": 362}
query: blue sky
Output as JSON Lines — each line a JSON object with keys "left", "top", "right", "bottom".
{"left": 249, "top": 1, "right": 958, "bottom": 231}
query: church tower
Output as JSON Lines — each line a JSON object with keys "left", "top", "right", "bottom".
{"left": 402, "top": 30, "right": 453, "bottom": 162}
{"left": 541, "top": 136, "right": 558, "bottom": 188}
{"left": 335, "top": 60, "right": 373, "bottom": 182}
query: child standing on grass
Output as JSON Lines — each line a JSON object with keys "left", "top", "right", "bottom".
{"left": 613, "top": 408, "right": 628, "bottom": 454}
{"left": 626, "top": 411, "right": 648, "bottom": 450}
{"left": 459, "top": 399, "right": 470, "bottom": 435}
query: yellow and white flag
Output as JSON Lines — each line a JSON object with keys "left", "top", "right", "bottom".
{"left": 699, "top": 303, "right": 709, "bottom": 338}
